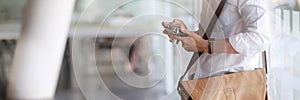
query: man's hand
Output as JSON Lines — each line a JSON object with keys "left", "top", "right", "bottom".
{"left": 162, "top": 19, "right": 187, "bottom": 29}
{"left": 174, "top": 30, "right": 209, "bottom": 52}
{"left": 162, "top": 19, "right": 188, "bottom": 42}
{"left": 162, "top": 19, "right": 209, "bottom": 52}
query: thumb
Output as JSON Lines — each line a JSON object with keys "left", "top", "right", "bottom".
{"left": 181, "top": 28, "right": 194, "bottom": 37}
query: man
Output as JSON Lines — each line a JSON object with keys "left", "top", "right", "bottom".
{"left": 162, "top": 0, "right": 270, "bottom": 79}
{"left": 162, "top": 0, "right": 270, "bottom": 99}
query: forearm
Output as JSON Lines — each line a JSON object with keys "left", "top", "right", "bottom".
{"left": 214, "top": 38, "right": 238, "bottom": 54}
{"left": 201, "top": 38, "right": 238, "bottom": 54}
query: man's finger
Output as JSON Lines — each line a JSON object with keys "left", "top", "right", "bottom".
{"left": 162, "top": 21, "right": 169, "bottom": 28}
{"left": 172, "top": 19, "right": 182, "bottom": 24}
{"left": 181, "top": 28, "right": 191, "bottom": 35}
{"left": 164, "top": 30, "right": 176, "bottom": 38}
{"left": 163, "top": 30, "right": 169, "bottom": 34}
{"left": 181, "top": 28, "right": 199, "bottom": 38}
{"left": 172, "top": 19, "right": 181, "bottom": 26}
{"left": 172, "top": 35, "right": 183, "bottom": 41}
{"left": 163, "top": 30, "right": 175, "bottom": 36}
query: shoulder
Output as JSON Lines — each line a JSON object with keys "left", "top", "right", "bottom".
{"left": 236, "top": 0, "right": 268, "bottom": 8}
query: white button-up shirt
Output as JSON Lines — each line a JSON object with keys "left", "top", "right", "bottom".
{"left": 192, "top": 0, "right": 270, "bottom": 78}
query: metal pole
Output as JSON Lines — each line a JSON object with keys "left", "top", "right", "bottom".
{"left": 6, "top": 0, "right": 75, "bottom": 99}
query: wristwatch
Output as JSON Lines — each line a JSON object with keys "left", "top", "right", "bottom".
{"left": 208, "top": 38, "right": 215, "bottom": 54}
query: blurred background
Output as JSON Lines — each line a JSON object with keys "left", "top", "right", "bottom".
{"left": 0, "top": 0, "right": 300, "bottom": 100}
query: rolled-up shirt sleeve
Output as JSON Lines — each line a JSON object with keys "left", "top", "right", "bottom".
{"left": 228, "top": 0, "right": 270, "bottom": 56}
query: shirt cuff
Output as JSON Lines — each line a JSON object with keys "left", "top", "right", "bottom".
{"left": 228, "top": 34, "right": 255, "bottom": 56}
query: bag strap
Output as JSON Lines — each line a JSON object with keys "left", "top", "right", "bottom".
{"left": 178, "top": 0, "right": 227, "bottom": 82}
{"left": 262, "top": 51, "right": 268, "bottom": 74}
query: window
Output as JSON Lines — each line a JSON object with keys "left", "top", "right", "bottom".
{"left": 269, "top": 0, "right": 300, "bottom": 99}
{"left": 71, "top": 0, "right": 198, "bottom": 99}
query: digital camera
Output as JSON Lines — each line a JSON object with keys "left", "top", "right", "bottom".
{"left": 166, "top": 23, "right": 189, "bottom": 37}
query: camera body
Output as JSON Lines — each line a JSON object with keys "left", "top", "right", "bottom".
{"left": 166, "top": 23, "right": 189, "bottom": 37}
